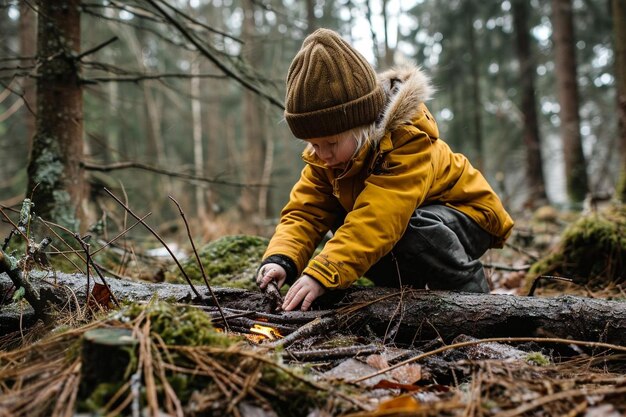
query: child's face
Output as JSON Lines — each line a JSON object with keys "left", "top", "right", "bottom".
{"left": 306, "top": 131, "right": 357, "bottom": 170}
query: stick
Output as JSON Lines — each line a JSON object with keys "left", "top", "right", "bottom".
{"left": 169, "top": 196, "right": 230, "bottom": 331}
{"left": 284, "top": 344, "right": 380, "bottom": 361}
{"left": 352, "top": 336, "right": 626, "bottom": 384}
{"left": 104, "top": 188, "right": 201, "bottom": 299}
{"left": 268, "top": 316, "right": 336, "bottom": 348}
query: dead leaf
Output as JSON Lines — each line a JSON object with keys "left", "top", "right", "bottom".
{"left": 90, "top": 282, "right": 113, "bottom": 309}
{"left": 366, "top": 354, "right": 389, "bottom": 370}
{"left": 390, "top": 364, "right": 422, "bottom": 385}
{"left": 372, "top": 379, "right": 424, "bottom": 392}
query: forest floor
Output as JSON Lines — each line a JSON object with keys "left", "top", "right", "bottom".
{"left": 0, "top": 203, "right": 625, "bottom": 416}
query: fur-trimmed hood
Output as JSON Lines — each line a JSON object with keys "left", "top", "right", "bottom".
{"left": 370, "top": 64, "right": 435, "bottom": 144}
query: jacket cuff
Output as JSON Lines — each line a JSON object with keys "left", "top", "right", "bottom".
{"left": 303, "top": 259, "right": 343, "bottom": 289}
{"left": 259, "top": 255, "right": 298, "bottom": 285}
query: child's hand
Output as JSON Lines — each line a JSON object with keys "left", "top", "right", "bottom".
{"left": 282, "top": 275, "right": 326, "bottom": 311}
{"left": 256, "top": 263, "right": 286, "bottom": 290}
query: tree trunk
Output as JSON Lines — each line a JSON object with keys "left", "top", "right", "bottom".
{"left": 365, "top": 0, "right": 381, "bottom": 68}
{"left": 2, "top": 272, "right": 626, "bottom": 346}
{"left": 552, "top": 0, "right": 589, "bottom": 204}
{"left": 239, "top": 2, "right": 266, "bottom": 228}
{"left": 512, "top": 0, "right": 548, "bottom": 206}
{"left": 19, "top": 0, "right": 37, "bottom": 154}
{"left": 465, "top": 2, "right": 484, "bottom": 172}
{"left": 306, "top": 0, "right": 316, "bottom": 33}
{"left": 614, "top": 0, "right": 626, "bottom": 202}
{"left": 27, "top": 0, "right": 86, "bottom": 231}
{"left": 191, "top": 58, "right": 207, "bottom": 221}
{"left": 382, "top": 0, "right": 394, "bottom": 68}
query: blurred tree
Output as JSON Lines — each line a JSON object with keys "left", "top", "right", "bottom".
{"left": 512, "top": 0, "right": 548, "bottom": 206}
{"left": 19, "top": 0, "right": 36, "bottom": 154}
{"left": 552, "top": 0, "right": 589, "bottom": 204}
{"left": 26, "top": 0, "right": 86, "bottom": 230}
{"left": 239, "top": 0, "right": 268, "bottom": 226}
{"left": 615, "top": 0, "right": 626, "bottom": 201}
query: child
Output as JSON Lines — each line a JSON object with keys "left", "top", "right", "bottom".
{"left": 256, "top": 28, "right": 514, "bottom": 311}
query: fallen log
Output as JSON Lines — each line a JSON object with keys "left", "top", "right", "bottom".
{"left": 1, "top": 272, "right": 625, "bottom": 345}
{"left": 336, "top": 288, "right": 626, "bottom": 346}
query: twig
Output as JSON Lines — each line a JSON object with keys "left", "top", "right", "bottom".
{"left": 144, "top": 0, "right": 285, "bottom": 110}
{"left": 90, "top": 212, "right": 152, "bottom": 256}
{"left": 0, "top": 249, "right": 51, "bottom": 323}
{"left": 268, "top": 316, "right": 336, "bottom": 348}
{"left": 528, "top": 275, "right": 575, "bottom": 296}
{"left": 82, "top": 72, "right": 227, "bottom": 83}
{"left": 73, "top": 234, "right": 92, "bottom": 305}
{"left": 0, "top": 206, "right": 29, "bottom": 250}
{"left": 41, "top": 218, "right": 120, "bottom": 307}
{"left": 352, "top": 336, "right": 626, "bottom": 384}
{"left": 75, "top": 36, "right": 118, "bottom": 60}
{"left": 263, "top": 281, "right": 283, "bottom": 313}
{"left": 169, "top": 196, "right": 230, "bottom": 331}
{"left": 284, "top": 344, "right": 380, "bottom": 361}
{"left": 497, "top": 385, "right": 626, "bottom": 417}
{"left": 483, "top": 263, "right": 531, "bottom": 272}
{"left": 104, "top": 188, "right": 201, "bottom": 298}
{"left": 153, "top": 0, "right": 243, "bottom": 43}
{"left": 504, "top": 241, "right": 539, "bottom": 262}
{"left": 82, "top": 160, "right": 268, "bottom": 189}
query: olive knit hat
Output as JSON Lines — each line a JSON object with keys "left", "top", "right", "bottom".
{"left": 284, "top": 28, "right": 385, "bottom": 139}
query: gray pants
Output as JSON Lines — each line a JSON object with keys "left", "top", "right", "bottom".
{"left": 364, "top": 205, "right": 492, "bottom": 293}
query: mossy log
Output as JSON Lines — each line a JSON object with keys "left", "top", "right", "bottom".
{"left": 1, "top": 272, "right": 625, "bottom": 345}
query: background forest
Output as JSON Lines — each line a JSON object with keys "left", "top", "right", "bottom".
{"left": 0, "top": 0, "right": 625, "bottom": 246}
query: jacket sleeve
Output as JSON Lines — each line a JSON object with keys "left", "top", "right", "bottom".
{"left": 263, "top": 164, "right": 343, "bottom": 276}
{"left": 303, "top": 129, "right": 436, "bottom": 288}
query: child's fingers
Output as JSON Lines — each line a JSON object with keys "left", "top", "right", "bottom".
{"left": 282, "top": 280, "right": 302, "bottom": 310}
{"left": 300, "top": 292, "right": 318, "bottom": 311}
{"left": 257, "top": 265, "right": 284, "bottom": 289}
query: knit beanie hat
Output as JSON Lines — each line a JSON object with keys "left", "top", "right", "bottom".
{"left": 285, "top": 28, "right": 385, "bottom": 139}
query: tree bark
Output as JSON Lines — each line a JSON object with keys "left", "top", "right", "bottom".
{"left": 239, "top": 2, "right": 267, "bottom": 228}
{"left": 19, "top": 0, "right": 37, "bottom": 154}
{"left": 27, "top": 0, "right": 86, "bottom": 231}
{"left": 306, "top": 0, "right": 316, "bottom": 33}
{"left": 191, "top": 58, "right": 207, "bottom": 221}
{"left": 551, "top": 0, "right": 589, "bottom": 204}
{"left": 512, "top": 0, "right": 548, "bottom": 206}
{"left": 614, "top": 0, "right": 626, "bottom": 202}
{"left": 2, "top": 273, "right": 625, "bottom": 346}
{"left": 465, "top": 2, "right": 484, "bottom": 172}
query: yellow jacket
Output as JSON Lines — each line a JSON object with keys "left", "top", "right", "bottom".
{"left": 264, "top": 65, "right": 514, "bottom": 289}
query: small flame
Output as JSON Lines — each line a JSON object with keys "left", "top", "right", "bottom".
{"left": 249, "top": 324, "right": 283, "bottom": 341}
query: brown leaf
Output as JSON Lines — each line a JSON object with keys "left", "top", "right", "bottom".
{"left": 372, "top": 379, "right": 424, "bottom": 392}
{"left": 90, "top": 282, "right": 113, "bottom": 309}
{"left": 390, "top": 364, "right": 422, "bottom": 385}
{"left": 365, "top": 354, "right": 389, "bottom": 370}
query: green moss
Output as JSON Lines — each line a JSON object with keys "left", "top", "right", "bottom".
{"left": 164, "top": 235, "right": 268, "bottom": 290}
{"left": 120, "top": 301, "right": 235, "bottom": 347}
{"left": 354, "top": 276, "right": 375, "bottom": 287}
{"left": 527, "top": 204, "right": 626, "bottom": 287}
{"left": 79, "top": 381, "right": 126, "bottom": 413}
{"left": 261, "top": 365, "right": 329, "bottom": 417}
{"left": 524, "top": 352, "right": 551, "bottom": 366}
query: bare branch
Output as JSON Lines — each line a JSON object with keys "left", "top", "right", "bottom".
{"left": 76, "top": 36, "right": 119, "bottom": 60}
{"left": 152, "top": 0, "right": 243, "bottom": 44}
{"left": 169, "top": 196, "right": 230, "bottom": 332}
{"left": 145, "top": 0, "right": 284, "bottom": 110}
{"left": 81, "top": 72, "right": 227, "bottom": 84}
{"left": 103, "top": 188, "right": 201, "bottom": 299}
{"left": 0, "top": 78, "right": 36, "bottom": 117}
{"left": 81, "top": 160, "right": 270, "bottom": 189}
